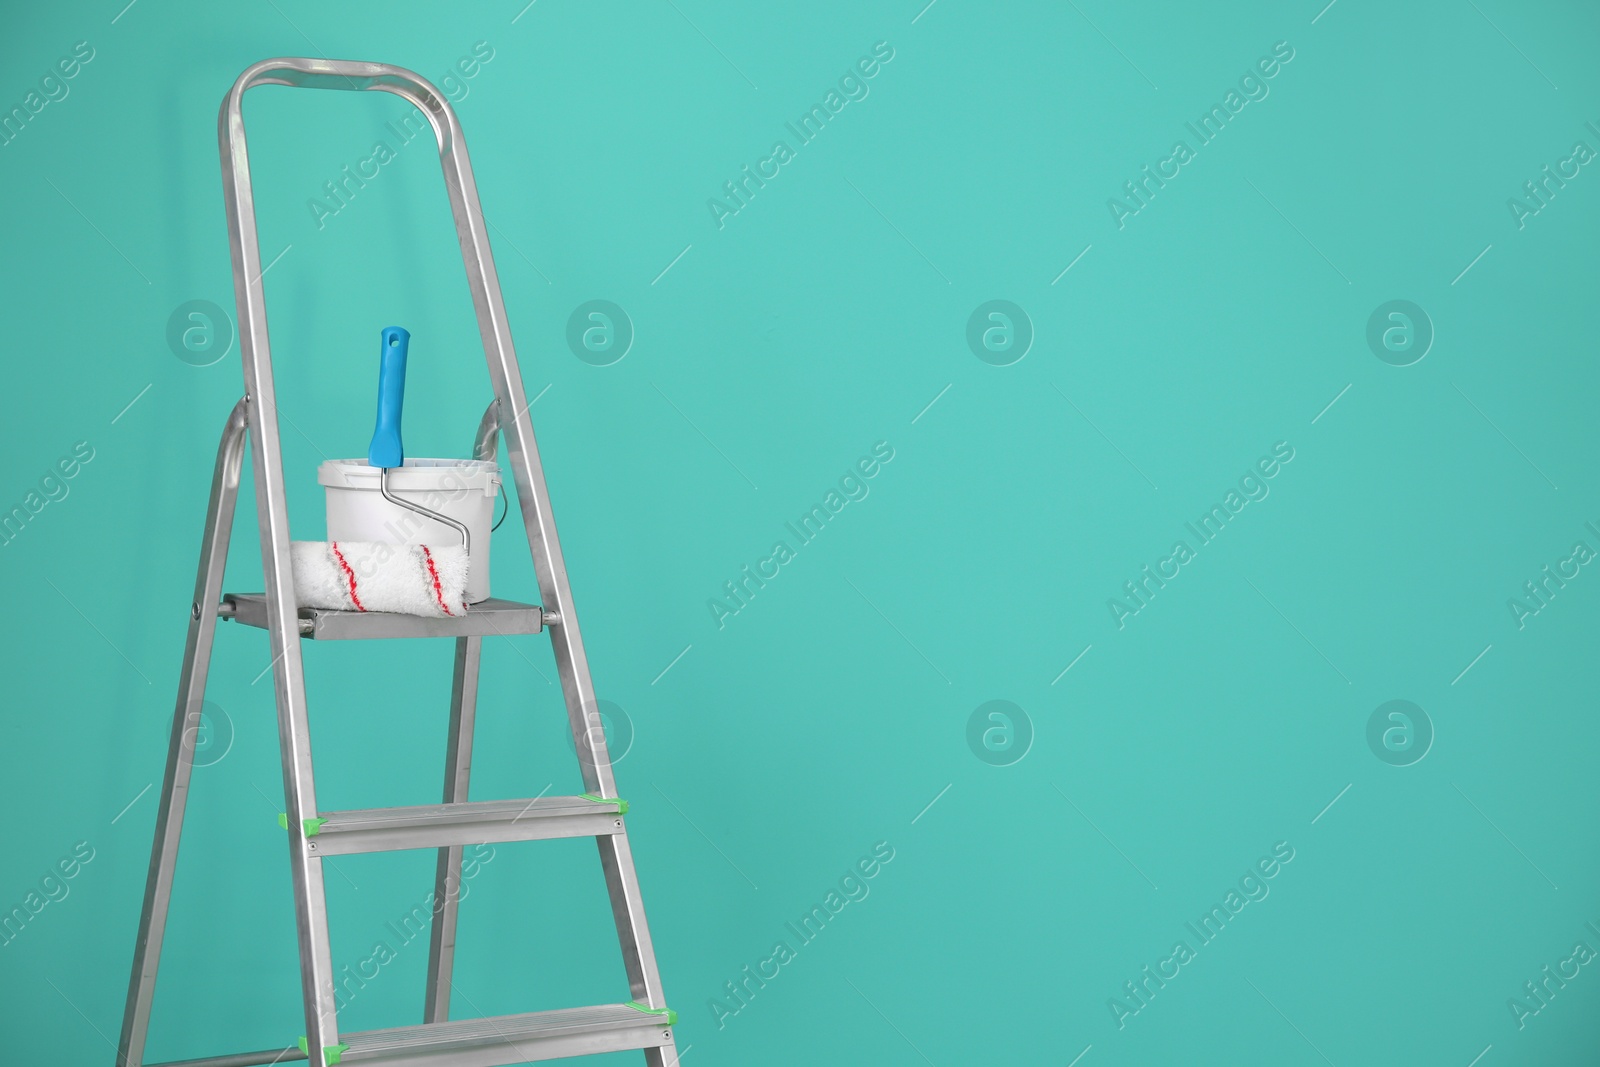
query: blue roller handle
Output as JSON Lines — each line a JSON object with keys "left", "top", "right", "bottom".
{"left": 367, "top": 326, "right": 409, "bottom": 468}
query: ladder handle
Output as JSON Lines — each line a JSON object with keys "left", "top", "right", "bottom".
{"left": 217, "top": 57, "right": 483, "bottom": 397}
{"left": 223, "top": 66, "right": 501, "bottom": 474}
{"left": 222, "top": 58, "right": 455, "bottom": 141}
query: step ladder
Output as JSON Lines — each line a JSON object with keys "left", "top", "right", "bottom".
{"left": 115, "top": 58, "right": 678, "bottom": 1067}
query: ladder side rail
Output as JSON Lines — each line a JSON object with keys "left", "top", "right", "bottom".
{"left": 217, "top": 61, "right": 406, "bottom": 1063}
{"left": 429, "top": 104, "right": 672, "bottom": 1014}
{"left": 117, "top": 399, "right": 250, "bottom": 1067}
{"left": 422, "top": 405, "right": 500, "bottom": 1022}
{"left": 422, "top": 635, "right": 483, "bottom": 1023}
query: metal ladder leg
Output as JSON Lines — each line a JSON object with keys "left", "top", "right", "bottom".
{"left": 420, "top": 400, "right": 500, "bottom": 1023}
{"left": 501, "top": 407, "right": 677, "bottom": 1041}
{"left": 468, "top": 401, "right": 676, "bottom": 1062}
{"left": 423, "top": 634, "right": 482, "bottom": 1022}
{"left": 222, "top": 67, "right": 344, "bottom": 1060}
{"left": 117, "top": 399, "right": 250, "bottom": 1067}
{"left": 479, "top": 231, "right": 677, "bottom": 1067}
{"left": 246, "top": 400, "right": 342, "bottom": 1065}
{"left": 599, "top": 835, "right": 675, "bottom": 1067}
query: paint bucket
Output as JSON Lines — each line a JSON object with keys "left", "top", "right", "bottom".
{"left": 318, "top": 458, "right": 500, "bottom": 603}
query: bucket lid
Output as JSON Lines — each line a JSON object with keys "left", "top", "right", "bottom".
{"left": 318, "top": 458, "right": 500, "bottom": 496}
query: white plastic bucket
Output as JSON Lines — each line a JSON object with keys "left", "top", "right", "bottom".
{"left": 318, "top": 458, "right": 500, "bottom": 603}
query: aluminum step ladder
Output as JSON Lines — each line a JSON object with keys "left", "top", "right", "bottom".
{"left": 115, "top": 58, "right": 678, "bottom": 1067}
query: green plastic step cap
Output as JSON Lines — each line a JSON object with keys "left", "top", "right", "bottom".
{"left": 279, "top": 814, "right": 328, "bottom": 837}
{"left": 581, "top": 793, "right": 629, "bottom": 815}
{"left": 627, "top": 1000, "right": 678, "bottom": 1026}
{"left": 297, "top": 1037, "right": 350, "bottom": 1064}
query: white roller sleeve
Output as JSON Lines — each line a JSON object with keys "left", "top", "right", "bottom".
{"left": 291, "top": 540, "right": 469, "bottom": 618}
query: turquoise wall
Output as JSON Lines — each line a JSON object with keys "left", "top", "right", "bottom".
{"left": 3, "top": 1, "right": 1600, "bottom": 1064}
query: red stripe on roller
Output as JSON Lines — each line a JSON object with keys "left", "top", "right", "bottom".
{"left": 330, "top": 541, "right": 366, "bottom": 612}
{"left": 421, "top": 545, "right": 457, "bottom": 617}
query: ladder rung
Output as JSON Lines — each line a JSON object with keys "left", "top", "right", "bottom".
{"left": 341, "top": 1003, "right": 674, "bottom": 1066}
{"left": 309, "top": 797, "right": 626, "bottom": 856}
{"left": 221, "top": 593, "right": 545, "bottom": 640}
{"left": 147, "top": 1048, "right": 305, "bottom": 1067}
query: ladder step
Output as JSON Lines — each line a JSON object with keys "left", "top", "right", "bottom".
{"left": 221, "top": 593, "right": 545, "bottom": 640}
{"left": 341, "top": 1003, "right": 675, "bottom": 1066}
{"left": 309, "top": 796, "right": 626, "bottom": 856}
{"left": 147, "top": 1047, "right": 305, "bottom": 1067}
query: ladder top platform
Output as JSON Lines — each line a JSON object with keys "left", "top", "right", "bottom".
{"left": 221, "top": 593, "right": 546, "bottom": 640}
